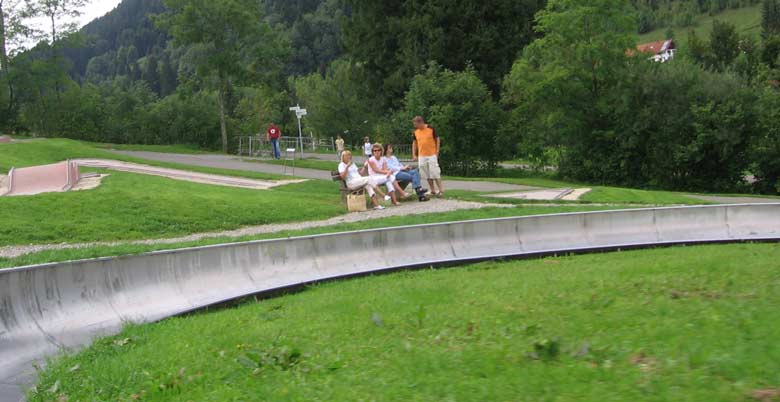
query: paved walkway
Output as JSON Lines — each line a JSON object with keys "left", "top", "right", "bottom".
{"left": 110, "top": 151, "right": 539, "bottom": 192}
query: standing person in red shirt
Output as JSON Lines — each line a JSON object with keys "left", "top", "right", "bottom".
{"left": 266, "top": 123, "right": 282, "bottom": 159}
{"left": 412, "top": 116, "right": 444, "bottom": 197}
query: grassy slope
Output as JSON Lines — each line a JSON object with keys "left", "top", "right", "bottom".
{"left": 87, "top": 142, "right": 220, "bottom": 155}
{"left": 447, "top": 175, "right": 705, "bottom": 205}
{"left": 29, "top": 243, "right": 780, "bottom": 401}
{"left": 0, "top": 173, "right": 342, "bottom": 246}
{"left": 0, "top": 138, "right": 285, "bottom": 181}
{"left": 0, "top": 139, "right": 344, "bottom": 246}
{"left": 637, "top": 5, "right": 761, "bottom": 44}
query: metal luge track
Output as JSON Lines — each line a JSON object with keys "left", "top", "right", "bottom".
{"left": 1, "top": 204, "right": 779, "bottom": 401}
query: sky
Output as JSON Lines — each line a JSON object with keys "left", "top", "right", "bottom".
{"left": 19, "top": 0, "right": 123, "bottom": 50}
{"left": 77, "top": 0, "right": 123, "bottom": 26}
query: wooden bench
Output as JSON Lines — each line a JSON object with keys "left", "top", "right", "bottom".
{"left": 331, "top": 170, "right": 411, "bottom": 205}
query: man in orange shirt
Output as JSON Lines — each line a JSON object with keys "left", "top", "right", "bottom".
{"left": 412, "top": 116, "right": 444, "bottom": 196}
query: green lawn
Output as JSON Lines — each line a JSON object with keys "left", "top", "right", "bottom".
{"left": 637, "top": 5, "right": 761, "bottom": 45}
{"left": 0, "top": 139, "right": 349, "bottom": 246}
{"left": 0, "top": 172, "right": 343, "bottom": 246}
{"left": 87, "top": 142, "right": 220, "bottom": 155}
{"left": 29, "top": 243, "right": 780, "bottom": 401}
{"left": 447, "top": 174, "right": 705, "bottom": 205}
{"left": 0, "top": 205, "right": 624, "bottom": 269}
{"left": 0, "top": 138, "right": 287, "bottom": 181}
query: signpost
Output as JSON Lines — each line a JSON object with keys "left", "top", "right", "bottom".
{"left": 289, "top": 104, "right": 307, "bottom": 159}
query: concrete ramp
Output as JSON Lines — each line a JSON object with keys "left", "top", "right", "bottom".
{"left": 4, "top": 161, "right": 79, "bottom": 196}
{"left": 1, "top": 204, "right": 780, "bottom": 400}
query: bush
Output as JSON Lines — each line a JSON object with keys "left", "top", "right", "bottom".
{"left": 749, "top": 87, "right": 780, "bottom": 194}
{"left": 396, "top": 63, "right": 503, "bottom": 176}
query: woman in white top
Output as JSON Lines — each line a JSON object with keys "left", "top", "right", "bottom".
{"left": 338, "top": 151, "right": 384, "bottom": 210}
{"left": 366, "top": 143, "right": 409, "bottom": 206}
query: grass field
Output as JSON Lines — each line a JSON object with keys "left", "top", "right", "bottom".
{"left": 637, "top": 5, "right": 761, "bottom": 44}
{"left": 447, "top": 174, "right": 705, "bottom": 205}
{"left": 0, "top": 139, "right": 345, "bottom": 246}
{"left": 87, "top": 142, "right": 220, "bottom": 155}
{"left": 28, "top": 243, "right": 780, "bottom": 401}
{"left": 0, "top": 138, "right": 286, "bottom": 181}
{"left": 0, "top": 172, "right": 342, "bottom": 246}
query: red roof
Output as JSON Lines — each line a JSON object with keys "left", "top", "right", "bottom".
{"left": 635, "top": 39, "right": 675, "bottom": 55}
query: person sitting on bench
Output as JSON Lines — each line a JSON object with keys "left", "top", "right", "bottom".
{"left": 366, "top": 143, "right": 409, "bottom": 206}
{"left": 384, "top": 143, "right": 428, "bottom": 202}
{"left": 338, "top": 151, "right": 385, "bottom": 210}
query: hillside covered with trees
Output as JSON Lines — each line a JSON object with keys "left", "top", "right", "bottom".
{"left": 1, "top": 0, "right": 780, "bottom": 193}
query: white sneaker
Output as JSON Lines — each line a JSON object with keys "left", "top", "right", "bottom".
{"left": 384, "top": 195, "right": 391, "bottom": 201}
{"left": 374, "top": 205, "right": 385, "bottom": 210}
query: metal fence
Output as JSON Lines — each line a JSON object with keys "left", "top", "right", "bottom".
{"left": 237, "top": 136, "right": 336, "bottom": 157}
{"left": 237, "top": 135, "right": 414, "bottom": 161}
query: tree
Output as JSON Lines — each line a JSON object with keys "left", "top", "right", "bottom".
{"left": 340, "top": 0, "right": 545, "bottom": 107}
{"left": 763, "top": 0, "right": 780, "bottom": 37}
{"left": 397, "top": 63, "right": 503, "bottom": 176}
{"left": 710, "top": 19, "right": 740, "bottom": 70}
{"left": 157, "top": 0, "right": 287, "bottom": 153}
{"left": 501, "top": 0, "right": 637, "bottom": 182}
{"left": 0, "top": 0, "right": 33, "bottom": 122}
{"left": 25, "top": 0, "right": 89, "bottom": 46}
{"left": 292, "top": 59, "right": 380, "bottom": 144}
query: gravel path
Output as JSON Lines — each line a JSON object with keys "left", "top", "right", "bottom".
{"left": 0, "top": 199, "right": 511, "bottom": 259}
{"left": 109, "top": 150, "right": 539, "bottom": 193}
{"left": 687, "top": 195, "right": 780, "bottom": 204}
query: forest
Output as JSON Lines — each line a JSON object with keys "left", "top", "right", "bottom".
{"left": 1, "top": 0, "right": 780, "bottom": 193}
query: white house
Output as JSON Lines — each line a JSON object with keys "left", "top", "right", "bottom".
{"left": 635, "top": 39, "right": 676, "bottom": 63}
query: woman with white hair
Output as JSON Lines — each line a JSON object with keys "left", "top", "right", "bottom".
{"left": 338, "top": 150, "right": 385, "bottom": 210}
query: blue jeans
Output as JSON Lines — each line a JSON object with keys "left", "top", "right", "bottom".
{"left": 270, "top": 138, "right": 281, "bottom": 159}
{"left": 395, "top": 169, "right": 421, "bottom": 189}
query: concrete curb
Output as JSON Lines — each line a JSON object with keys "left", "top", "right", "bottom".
{"left": 1, "top": 204, "right": 779, "bottom": 400}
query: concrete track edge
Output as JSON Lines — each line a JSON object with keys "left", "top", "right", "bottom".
{"left": 2, "top": 203, "right": 780, "bottom": 400}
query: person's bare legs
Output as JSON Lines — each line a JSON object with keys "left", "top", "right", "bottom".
{"left": 435, "top": 179, "right": 444, "bottom": 196}
{"left": 391, "top": 190, "right": 400, "bottom": 206}
{"left": 370, "top": 194, "right": 380, "bottom": 208}
{"left": 393, "top": 181, "right": 409, "bottom": 198}
{"left": 427, "top": 179, "right": 437, "bottom": 194}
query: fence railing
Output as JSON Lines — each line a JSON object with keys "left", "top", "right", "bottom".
{"left": 237, "top": 136, "right": 415, "bottom": 161}
{"left": 237, "top": 136, "right": 337, "bottom": 157}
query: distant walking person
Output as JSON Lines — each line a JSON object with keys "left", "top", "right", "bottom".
{"left": 363, "top": 137, "right": 372, "bottom": 161}
{"left": 412, "top": 116, "right": 444, "bottom": 196}
{"left": 267, "top": 123, "right": 282, "bottom": 159}
{"left": 335, "top": 135, "right": 345, "bottom": 157}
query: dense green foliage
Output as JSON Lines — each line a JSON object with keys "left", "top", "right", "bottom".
{"left": 501, "top": 0, "right": 780, "bottom": 192}
{"left": 392, "top": 64, "right": 503, "bottom": 176}
{"left": 3, "top": 0, "right": 780, "bottom": 192}
{"left": 29, "top": 243, "right": 780, "bottom": 401}
{"left": 633, "top": 0, "right": 762, "bottom": 34}
{"left": 340, "top": 0, "right": 544, "bottom": 103}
